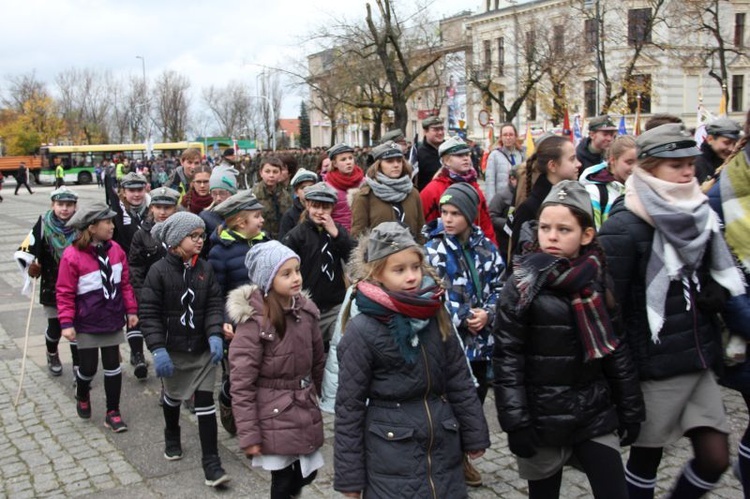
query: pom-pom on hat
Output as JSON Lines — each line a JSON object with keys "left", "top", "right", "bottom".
{"left": 151, "top": 211, "right": 205, "bottom": 248}
{"left": 245, "top": 240, "right": 300, "bottom": 294}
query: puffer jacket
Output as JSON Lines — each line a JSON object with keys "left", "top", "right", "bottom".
{"left": 282, "top": 218, "right": 354, "bottom": 311}
{"left": 493, "top": 272, "right": 645, "bottom": 445}
{"left": 208, "top": 227, "right": 269, "bottom": 298}
{"left": 278, "top": 197, "right": 305, "bottom": 241}
{"left": 227, "top": 285, "right": 325, "bottom": 455}
{"left": 579, "top": 162, "right": 625, "bottom": 230}
{"left": 56, "top": 241, "right": 137, "bottom": 333}
{"left": 140, "top": 253, "right": 223, "bottom": 353}
{"left": 420, "top": 170, "right": 496, "bottom": 244}
{"left": 128, "top": 218, "right": 166, "bottom": 301}
{"left": 599, "top": 197, "right": 724, "bottom": 380}
{"left": 350, "top": 183, "right": 426, "bottom": 243}
{"left": 424, "top": 220, "right": 504, "bottom": 361}
{"left": 334, "top": 311, "right": 491, "bottom": 497}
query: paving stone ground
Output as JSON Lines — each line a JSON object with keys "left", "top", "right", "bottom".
{"left": 0, "top": 183, "right": 746, "bottom": 498}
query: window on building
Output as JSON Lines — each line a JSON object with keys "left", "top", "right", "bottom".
{"left": 584, "top": 18, "right": 598, "bottom": 53}
{"left": 627, "top": 74, "right": 652, "bottom": 114}
{"left": 553, "top": 25, "right": 565, "bottom": 56}
{"left": 584, "top": 80, "right": 597, "bottom": 117}
{"left": 628, "top": 8, "right": 652, "bottom": 46}
{"left": 732, "top": 75, "right": 745, "bottom": 112}
{"left": 484, "top": 40, "right": 492, "bottom": 72}
{"left": 736, "top": 13, "right": 746, "bottom": 48}
{"left": 528, "top": 91, "right": 537, "bottom": 121}
{"left": 525, "top": 30, "right": 536, "bottom": 61}
{"left": 498, "top": 38, "right": 505, "bottom": 76}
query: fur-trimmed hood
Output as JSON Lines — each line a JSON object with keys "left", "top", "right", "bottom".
{"left": 225, "top": 284, "right": 319, "bottom": 325}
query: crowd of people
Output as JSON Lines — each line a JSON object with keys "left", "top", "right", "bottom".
{"left": 14, "top": 108, "right": 750, "bottom": 499}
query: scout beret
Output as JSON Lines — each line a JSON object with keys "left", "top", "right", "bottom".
{"left": 149, "top": 186, "right": 180, "bottom": 206}
{"left": 381, "top": 128, "right": 406, "bottom": 143}
{"left": 66, "top": 201, "right": 116, "bottom": 230}
{"left": 50, "top": 186, "right": 78, "bottom": 202}
{"left": 588, "top": 115, "right": 619, "bottom": 132}
{"left": 438, "top": 136, "right": 471, "bottom": 157}
{"left": 327, "top": 143, "right": 354, "bottom": 160}
{"left": 366, "top": 221, "right": 420, "bottom": 262}
{"left": 120, "top": 172, "right": 148, "bottom": 189}
{"left": 290, "top": 168, "right": 318, "bottom": 188}
{"left": 706, "top": 117, "right": 741, "bottom": 140}
{"left": 422, "top": 116, "right": 444, "bottom": 129}
{"left": 636, "top": 123, "right": 701, "bottom": 159}
{"left": 541, "top": 180, "right": 594, "bottom": 222}
{"left": 371, "top": 141, "right": 405, "bottom": 161}
{"left": 211, "top": 191, "right": 264, "bottom": 219}
{"left": 303, "top": 182, "right": 338, "bottom": 204}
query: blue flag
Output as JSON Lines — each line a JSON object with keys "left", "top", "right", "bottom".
{"left": 618, "top": 116, "right": 627, "bottom": 135}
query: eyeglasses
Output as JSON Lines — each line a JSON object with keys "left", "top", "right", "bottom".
{"left": 188, "top": 232, "right": 207, "bottom": 242}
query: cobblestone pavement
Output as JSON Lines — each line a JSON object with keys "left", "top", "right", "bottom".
{"left": 0, "top": 184, "right": 746, "bottom": 498}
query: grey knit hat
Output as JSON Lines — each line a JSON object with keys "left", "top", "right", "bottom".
{"left": 209, "top": 164, "right": 239, "bottom": 193}
{"left": 151, "top": 211, "right": 205, "bottom": 248}
{"left": 366, "top": 221, "right": 419, "bottom": 263}
{"left": 245, "top": 240, "right": 300, "bottom": 294}
{"left": 440, "top": 183, "right": 479, "bottom": 224}
{"left": 541, "top": 180, "right": 594, "bottom": 222}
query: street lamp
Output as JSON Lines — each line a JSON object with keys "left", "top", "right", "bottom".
{"left": 135, "top": 55, "right": 146, "bottom": 83}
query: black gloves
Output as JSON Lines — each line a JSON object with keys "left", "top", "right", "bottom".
{"left": 507, "top": 427, "right": 538, "bottom": 458}
{"left": 618, "top": 422, "right": 641, "bottom": 447}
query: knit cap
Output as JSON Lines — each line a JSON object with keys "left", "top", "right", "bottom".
{"left": 209, "top": 164, "right": 239, "bottom": 193}
{"left": 439, "top": 183, "right": 479, "bottom": 223}
{"left": 245, "top": 240, "right": 300, "bottom": 294}
{"left": 151, "top": 211, "right": 205, "bottom": 248}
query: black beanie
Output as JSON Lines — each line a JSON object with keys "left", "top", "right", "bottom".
{"left": 439, "top": 183, "right": 479, "bottom": 223}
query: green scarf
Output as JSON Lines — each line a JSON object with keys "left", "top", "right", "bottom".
{"left": 42, "top": 211, "right": 76, "bottom": 262}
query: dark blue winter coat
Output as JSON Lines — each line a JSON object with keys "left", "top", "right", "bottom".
{"left": 207, "top": 226, "right": 269, "bottom": 298}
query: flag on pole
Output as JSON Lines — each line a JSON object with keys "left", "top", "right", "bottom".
{"left": 409, "top": 132, "right": 420, "bottom": 181}
{"left": 562, "top": 109, "right": 573, "bottom": 142}
{"left": 524, "top": 124, "right": 535, "bottom": 157}
{"left": 573, "top": 115, "right": 582, "bottom": 146}
{"left": 618, "top": 115, "right": 627, "bottom": 135}
{"left": 694, "top": 104, "right": 710, "bottom": 148}
{"left": 634, "top": 96, "right": 642, "bottom": 136}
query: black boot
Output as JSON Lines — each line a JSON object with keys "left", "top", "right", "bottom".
{"left": 164, "top": 426, "right": 183, "bottom": 461}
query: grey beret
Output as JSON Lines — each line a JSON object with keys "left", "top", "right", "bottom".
{"left": 588, "top": 115, "right": 619, "bottom": 131}
{"left": 65, "top": 201, "right": 116, "bottom": 230}
{"left": 438, "top": 136, "right": 471, "bottom": 157}
{"left": 542, "top": 180, "right": 594, "bottom": 222}
{"left": 151, "top": 212, "right": 205, "bottom": 248}
{"left": 245, "top": 240, "right": 300, "bottom": 294}
{"left": 291, "top": 168, "right": 318, "bottom": 188}
{"left": 303, "top": 182, "right": 338, "bottom": 204}
{"left": 211, "top": 191, "right": 264, "bottom": 219}
{"left": 149, "top": 186, "right": 180, "bottom": 206}
{"left": 50, "top": 186, "right": 78, "bottom": 202}
{"left": 120, "top": 172, "right": 148, "bottom": 189}
{"left": 440, "top": 183, "right": 479, "bottom": 224}
{"left": 706, "top": 117, "right": 741, "bottom": 140}
{"left": 422, "top": 116, "right": 444, "bottom": 129}
{"left": 327, "top": 143, "right": 354, "bottom": 160}
{"left": 636, "top": 123, "right": 700, "bottom": 159}
{"left": 371, "top": 141, "right": 404, "bottom": 161}
{"left": 381, "top": 128, "right": 406, "bottom": 143}
{"left": 366, "top": 221, "right": 419, "bottom": 263}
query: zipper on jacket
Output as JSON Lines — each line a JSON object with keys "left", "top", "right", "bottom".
{"left": 420, "top": 344, "right": 438, "bottom": 499}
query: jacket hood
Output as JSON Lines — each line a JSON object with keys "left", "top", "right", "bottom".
{"left": 424, "top": 218, "right": 485, "bottom": 246}
{"left": 225, "top": 284, "right": 318, "bottom": 325}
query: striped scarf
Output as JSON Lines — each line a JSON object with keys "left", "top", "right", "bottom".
{"left": 95, "top": 243, "right": 117, "bottom": 300}
{"left": 720, "top": 143, "right": 750, "bottom": 273}
{"left": 180, "top": 256, "right": 198, "bottom": 329}
{"left": 514, "top": 250, "right": 618, "bottom": 362}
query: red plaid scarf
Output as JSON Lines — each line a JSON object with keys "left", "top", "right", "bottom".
{"left": 514, "top": 250, "right": 618, "bottom": 361}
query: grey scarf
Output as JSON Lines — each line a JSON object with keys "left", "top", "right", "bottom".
{"left": 365, "top": 173, "right": 413, "bottom": 203}
{"left": 625, "top": 168, "right": 744, "bottom": 341}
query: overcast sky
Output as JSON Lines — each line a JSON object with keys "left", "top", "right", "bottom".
{"left": 2, "top": 0, "right": 478, "bottom": 121}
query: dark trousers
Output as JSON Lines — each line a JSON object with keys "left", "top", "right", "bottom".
{"left": 15, "top": 180, "right": 32, "bottom": 194}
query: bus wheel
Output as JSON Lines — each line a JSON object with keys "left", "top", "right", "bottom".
{"left": 78, "top": 171, "right": 93, "bottom": 184}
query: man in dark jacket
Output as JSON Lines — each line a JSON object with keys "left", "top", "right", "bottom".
{"left": 695, "top": 117, "right": 740, "bottom": 183}
{"left": 15, "top": 161, "right": 34, "bottom": 195}
{"left": 576, "top": 115, "right": 618, "bottom": 173}
{"left": 416, "top": 116, "right": 446, "bottom": 191}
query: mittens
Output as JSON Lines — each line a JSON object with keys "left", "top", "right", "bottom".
{"left": 153, "top": 348, "right": 174, "bottom": 378}
{"left": 507, "top": 426, "right": 539, "bottom": 458}
{"left": 209, "top": 336, "right": 224, "bottom": 365}
{"left": 618, "top": 422, "right": 641, "bottom": 447}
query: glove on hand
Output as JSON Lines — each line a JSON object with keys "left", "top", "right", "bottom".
{"left": 507, "top": 427, "right": 538, "bottom": 458}
{"left": 28, "top": 261, "right": 41, "bottom": 278}
{"left": 209, "top": 336, "right": 224, "bottom": 365}
{"left": 153, "top": 348, "right": 174, "bottom": 378}
{"left": 618, "top": 422, "right": 641, "bottom": 447}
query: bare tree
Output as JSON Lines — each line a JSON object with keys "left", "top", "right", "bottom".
{"left": 202, "top": 80, "right": 256, "bottom": 137}
{"left": 152, "top": 70, "right": 190, "bottom": 142}
{"left": 55, "top": 67, "right": 113, "bottom": 144}
{"left": 258, "top": 72, "right": 283, "bottom": 149}
{"left": 1, "top": 71, "right": 47, "bottom": 111}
